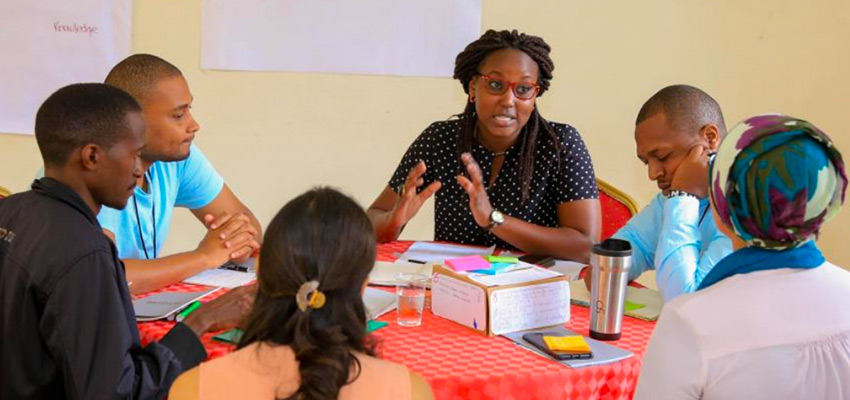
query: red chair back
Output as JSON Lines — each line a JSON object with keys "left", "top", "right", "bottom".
{"left": 597, "top": 179, "right": 639, "bottom": 240}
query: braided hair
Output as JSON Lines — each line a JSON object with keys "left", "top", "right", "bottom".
{"left": 453, "top": 29, "right": 560, "bottom": 204}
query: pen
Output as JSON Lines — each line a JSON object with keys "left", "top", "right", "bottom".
{"left": 176, "top": 301, "right": 202, "bottom": 322}
{"left": 220, "top": 261, "right": 249, "bottom": 272}
{"left": 408, "top": 259, "right": 427, "bottom": 264}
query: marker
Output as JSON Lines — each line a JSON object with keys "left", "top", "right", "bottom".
{"left": 220, "top": 261, "right": 249, "bottom": 272}
{"left": 176, "top": 301, "right": 202, "bottom": 322}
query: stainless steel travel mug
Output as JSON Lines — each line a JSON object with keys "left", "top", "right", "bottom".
{"left": 589, "top": 238, "right": 632, "bottom": 341}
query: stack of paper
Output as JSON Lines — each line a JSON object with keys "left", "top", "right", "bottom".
{"left": 549, "top": 260, "right": 589, "bottom": 281}
{"left": 183, "top": 268, "right": 256, "bottom": 288}
{"left": 466, "top": 262, "right": 563, "bottom": 287}
{"left": 369, "top": 260, "right": 434, "bottom": 287}
{"left": 363, "top": 287, "right": 397, "bottom": 320}
{"left": 397, "top": 242, "right": 494, "bottom": 264}
{"left": 569, "top": 281, "right": 663, "bottom": 321}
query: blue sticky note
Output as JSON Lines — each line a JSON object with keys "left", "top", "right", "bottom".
{"left": 471, "top": 262, "right": 516, "bottom": 275}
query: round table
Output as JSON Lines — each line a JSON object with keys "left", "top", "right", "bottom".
{"left": 137, "top": 241, "right": 656, "bottom": 399}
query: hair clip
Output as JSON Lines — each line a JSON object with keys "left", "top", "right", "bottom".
{"left": 295, "top": 280, "right": 325, "bottom": 312}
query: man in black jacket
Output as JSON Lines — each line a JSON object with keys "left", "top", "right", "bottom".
{"left": 0, "top": 83, "right": 254, "bottom": 399}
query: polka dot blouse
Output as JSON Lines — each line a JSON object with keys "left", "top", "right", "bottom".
{"left": 389, "top": 119, "right": 598, "bottom": 250}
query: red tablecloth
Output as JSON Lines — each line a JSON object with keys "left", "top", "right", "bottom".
{"left": 137, "top": 241, "right": 656, "bottom": 400}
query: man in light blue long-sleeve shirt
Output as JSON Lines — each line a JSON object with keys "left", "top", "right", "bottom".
{"left": 612, "top": 85, "right": 733, "bottom": 302}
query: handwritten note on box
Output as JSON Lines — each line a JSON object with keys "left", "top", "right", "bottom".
{"left": 445, "top": 255, "right": 491, "bottom": 272}
{"left": 431, "top": 264, "right": 569, "bottom": 336}
{"left": 488, "top": 280, "right": 570, "bottom": 335}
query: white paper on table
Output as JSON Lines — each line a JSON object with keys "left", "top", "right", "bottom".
{"left": 183, "top": 269, "right": 256, "bottom": 289}
{"left": 467, "top": 263, "right": 563, "bottom": 287}
{"left": 201, "top": 0, "right": 481, "bottom": 77}
{"left": 369, "top": 261, "right": 434, "bottom": 287}
{"left": 398, "top": 242, "right": 495, "bottom": 264}
{"left": 488, "top": 280, "right": 570, "bottom": 335}
{"left": 569, "top": 281, "right": 663, "bottom": 321}
{"left": 0, "top": 0, "right": 131, "bottom": 135}
{"left": 431, "top": 272, "right": 487, "bottom": 332}
{"left": 549, "top": 260, "right": 588, "bottom": 281}
{"left": 363, "top": 287, "right": 397, "bottom": 320}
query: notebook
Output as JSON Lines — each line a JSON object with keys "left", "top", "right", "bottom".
{"left": 368, "top": 260, "right": 434, "bottom": 287}
{"left": 183, "top": 268, "right": 257, "bottom": 288}
{"left": 569, "top": 281, "right": 663, "bottom": 321}
{"left": 133, "top": 288, "right": 220, "bottom": 322}
{"left": 503, "top": 325, "right": 633, "bottom": 368}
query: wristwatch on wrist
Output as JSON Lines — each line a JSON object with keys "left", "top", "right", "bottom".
{"left": 665, "top": 190, "right": 698, "bottom": 199}
{"left": 485, "top": 210, "right": 506, "bottom": 231}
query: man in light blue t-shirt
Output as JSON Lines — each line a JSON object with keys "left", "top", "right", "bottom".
{"left": 603, "top": 85, "right": 733, "bottom": 302}
{"left": 100, "top": 54, "right": 262, "bottom": 294}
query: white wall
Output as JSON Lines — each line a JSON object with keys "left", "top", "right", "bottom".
{"left": 2, "top": 0, "right": 848, "bottom": 271}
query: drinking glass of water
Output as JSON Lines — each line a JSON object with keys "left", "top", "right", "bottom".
{"left": 395, "top": 273, "right": 427, "bottom": 327}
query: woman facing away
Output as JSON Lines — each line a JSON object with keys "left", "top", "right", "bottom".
{"left": 635, "top": 114, "right": 850, "bottom": 399}
{"left": 367, "top": 29, "right": 601, "bottom": 263}
{"left": 170, "top": 188, "right": 434, "bottom": 400}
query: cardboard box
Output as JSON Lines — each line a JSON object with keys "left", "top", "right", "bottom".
{"left": 431, "top": 263, "right": 570, "bottom": 336}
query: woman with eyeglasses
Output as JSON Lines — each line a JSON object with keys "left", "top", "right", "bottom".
{"left": 367, "top": 29, "right": 601, "bottom": 262}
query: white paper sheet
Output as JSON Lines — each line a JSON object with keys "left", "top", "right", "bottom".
{"left": 569, "top": 281, "right": 663, "bottom": 321}
{"left": 200, "top": 0, "right": 481, "bottom": 77}
{"left": 183, "top": 268, "right": 257, "bottom": 289}
{"left": 0, "top": 0, "right": 131, "bottom": 135}
{"left": 467, "top": 263, "right": 563, "bottom": 287}
{"left": 431, "top": 272, "right": 487, "bottom": 332}
{"left": 550, "top": 260, "right": 589, "bottom": 281}
{"left": 368, "top": 260, "right": 434, "bottom": 287}
{"left": 398, "top": 242, "right": 495, "bottom": 264}
{"left": 363, "top": 287, "right": 397, "bottom": 320}
{"left": 488, "top": 280, "right": 570, "bottom": 335}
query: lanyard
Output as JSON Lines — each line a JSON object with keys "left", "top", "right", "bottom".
{"left": 132, "top": 173, "right": 156, "bottom": 259}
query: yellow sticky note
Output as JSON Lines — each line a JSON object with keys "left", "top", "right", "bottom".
{"left": 543, "top": 335, "right": 591, "bottom": 352}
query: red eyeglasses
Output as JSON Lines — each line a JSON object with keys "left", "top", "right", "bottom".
{"left": 476, "top": 74, "right": 540, "bottom": 100}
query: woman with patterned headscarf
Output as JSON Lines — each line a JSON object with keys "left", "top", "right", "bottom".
{"left": 636, "top": 114, "right": 850, "bottom": 400}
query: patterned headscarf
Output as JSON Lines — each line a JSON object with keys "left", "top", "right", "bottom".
{"left": 709, "top": 114, "right": 847, "bottom": 249}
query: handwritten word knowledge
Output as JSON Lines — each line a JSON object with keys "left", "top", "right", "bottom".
{"left": 53, "top": 21, "right": 98, "bottom": 36}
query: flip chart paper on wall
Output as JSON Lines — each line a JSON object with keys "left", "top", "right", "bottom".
{"left": 0, "top": 0, "right": 131, "bottom": 135}
{"left": 200, "top": 0, "right": 482, "bottom": 77}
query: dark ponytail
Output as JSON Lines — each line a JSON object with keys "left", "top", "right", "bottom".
{"left": 237, "top": 187, "right": 377, "bottom": 400}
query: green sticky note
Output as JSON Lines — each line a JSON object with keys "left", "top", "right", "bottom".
{"left": 367, "top": 320, "right": 389, "bottom": 333}
{"left": 624, "top": 301, "right": 645, "bottom": 312}
{"left": 212, "top": 329, "right": 243, "bottom": 344}
{"left": 487, "top": 255, "right": 520, "bottom": 263}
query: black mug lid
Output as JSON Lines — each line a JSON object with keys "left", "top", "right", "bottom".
{"left": 592, "top": 238, "right": 632, "bottom": 257}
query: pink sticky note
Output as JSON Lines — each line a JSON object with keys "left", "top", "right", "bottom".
{"left": 446, "top": 255, "right": 491, "bottom": 272}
